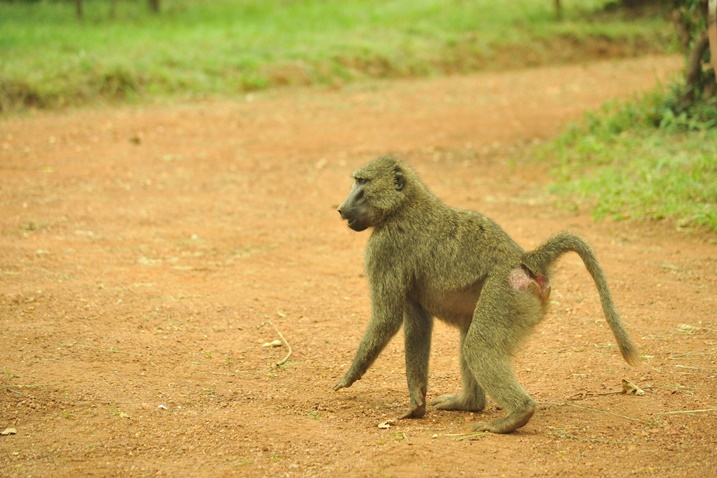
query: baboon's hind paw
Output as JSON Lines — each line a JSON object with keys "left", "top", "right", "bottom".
{"left": 473, "top": 405, "right": 535, "bottom": 434}
{"left": 431, "top": 394, "right": 485, "bottom": 412}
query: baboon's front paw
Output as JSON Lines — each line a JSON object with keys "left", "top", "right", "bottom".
{"left": 431, "top": 394, "right": 484, "bottom": 412}
{"left": 399, "top": 402, "right": 426, "bottom": 419}
{"left": 333, "top": 375, "right": 355, "bottom": 391}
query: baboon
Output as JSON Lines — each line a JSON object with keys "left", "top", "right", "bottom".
{"left": 334, "top": 155, "right": 639, "bottom": 434}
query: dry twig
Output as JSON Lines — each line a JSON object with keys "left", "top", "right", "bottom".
{"left": 655, "top": 408, "right": 717, "bottom": 419}
{"left": 546, "top": 401, "right": 643, "bottom": 423}
{"left": 446, "top": 431, "right": 490, "bottom": 441}
{"left": 546, "top": 427, "right": 633, "bottom": 445}
{"left": 568, "top": 390, "right": 622, "bottom": 401}
{"left": 267, "top": 320, "right": 292, "bottom": 367}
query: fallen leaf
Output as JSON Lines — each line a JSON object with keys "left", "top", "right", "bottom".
{"left": 1, "top": 428, "right": 17, "bottom": 436}
{"left": 622, "top": 379, "right": 645, "bottom": 396}
{"left": 378, "top": 420, "right": 396, "bottom": 429}
{"left": 677, "top": 324, "right": 702, "bottom": 334}
{"left": 263, "top": 339, "right": 283, "bottom": 348}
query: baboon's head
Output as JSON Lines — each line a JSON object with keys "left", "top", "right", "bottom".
{"left": 338, "top": 156, "right": 408, "bottom": 231}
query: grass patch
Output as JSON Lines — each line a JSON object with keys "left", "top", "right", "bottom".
{"left": 0, "top": 0, "right": 673, "bottom": 112}
{"left": 538, "top": 90, "right": 717, "bottom": 231}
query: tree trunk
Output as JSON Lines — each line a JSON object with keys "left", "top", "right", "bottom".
{"left": 709, "top": 0, "right": 717, "bottom": 73}
{"left": 681, "top": 32, "right": 710, "bottom": 106}
{"left": 149, "top": 0, "right": 160, "bottom": 14}
{"left": 75, "top": 0, "right": 83, "bottom": 20}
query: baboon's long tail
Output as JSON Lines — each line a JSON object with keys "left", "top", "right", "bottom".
{"left": 522, "top": 231, "right": 640, "bottom": 366}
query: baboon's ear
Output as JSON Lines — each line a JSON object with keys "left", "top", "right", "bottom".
{"left": 394, "top": 167, "right": 405, "bottom": 191}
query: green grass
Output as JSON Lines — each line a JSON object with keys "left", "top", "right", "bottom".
{"left": 1, "top": 0, "right": 673, "bottom": 112}
{"left": 538, "top": 91, "right": 717, "bottom": 231}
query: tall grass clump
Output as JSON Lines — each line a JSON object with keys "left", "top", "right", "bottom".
{"left": 540, "top": 87, "right": 717, "bottom": 231}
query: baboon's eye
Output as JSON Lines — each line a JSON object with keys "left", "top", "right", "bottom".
{"left": 355, "top": 177, "right": 368, "bottom": 185}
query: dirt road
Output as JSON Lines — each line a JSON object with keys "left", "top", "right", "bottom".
{"left": 2, "top": 55, "right": 717, "bottom": 477}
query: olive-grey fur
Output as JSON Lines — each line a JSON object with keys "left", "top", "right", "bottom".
{"left": 334, "top": 155, "right": 639, "bottom": 433}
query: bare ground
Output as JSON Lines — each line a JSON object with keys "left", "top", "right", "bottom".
{"left": 2, "top": 55, "right": 717, "bottom": 477}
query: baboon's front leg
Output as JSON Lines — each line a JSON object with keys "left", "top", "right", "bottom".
{"left": 334, "top": 299, "right": 404, "bottom": 391}
{"left": 399, "top": 302, "right": 433, "bottom": 419}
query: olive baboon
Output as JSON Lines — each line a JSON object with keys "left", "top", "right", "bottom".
{"left": 334, "top": 155, "right": 639, "bottom": 434}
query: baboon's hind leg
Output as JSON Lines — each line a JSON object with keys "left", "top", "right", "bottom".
{"left": 462, "top": 279, "right": 540, "bottom": 433}
{"left": 464, "top": 339, "right": 536, "bottom": 433}
{"left": 431, "top": 329, "right": 486, "bottom": 412}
